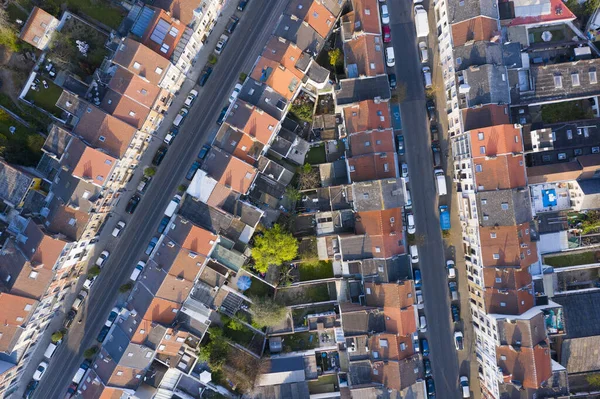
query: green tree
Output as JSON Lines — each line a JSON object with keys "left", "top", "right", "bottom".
{"left": 178, "top": 184, "right": 187, "bottom": 193}
{"left": 285, "top": 186, "right": 301, "bottom": 202}
{"left": 251, "top": 224, "right": 298, "bottom": 273}
{"left": 144, "top": 166, "right": 156, "bottom": 177}
{"left": 51, "top": 330, "right": 64, "bottom": 343}
{"left": 328, "top": 48, "right": 343, "bottom": 70}
{"left": 119, "top": 282, "right": 133, "bottom": 293}
{"left": 83, "top": 346, "right": 99, "bottom": 359}
{"left": 587, "top": 373, "right": 600, "bottom": 388}
{"left": 208, "top": 54, "right": 218, "bottom": 65}
{"left": 88, "top": 266, "right": 101, "bottom": 277}
{"left": 239, "top": 72, "right": 248, "bottom": 83}
{"left": 250, "top": 295, "right": 289, "bottom": 328}
{"left": 198, "top": 328, "right": 230, "bottom": 371}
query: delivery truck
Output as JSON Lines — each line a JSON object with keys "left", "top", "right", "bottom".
{"left": 414, "top": 6, "right": 430, "bottom": 38}
{"left": 439, "top": 205, "right": 450, "bottom": 231}
{"left": 434, "top": 169, "right": 447, "bottom": 196}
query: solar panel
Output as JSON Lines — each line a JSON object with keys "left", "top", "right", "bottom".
{"left": 150, "top": 19, "right": 170, "bottom": 44}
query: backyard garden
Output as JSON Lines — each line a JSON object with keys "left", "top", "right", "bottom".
{"left": 20, "top": 0, "right": 125, "bottom": 30}
{"left": 276, "top": 281, "right": 337, "bottom": 306}
{"left": 24, "top": 78, "right": 64, "bottom": 117}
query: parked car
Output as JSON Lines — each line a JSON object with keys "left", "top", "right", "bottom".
{"left": 416, "top": 289, "right": 423, "bottom": 305}
{"left": 184, "top": 89, "right": 198, "bottom": 107}
{"left": 152, "top": 146, "right": 168, "bottom": 166}
{"left": 419, "top": 315, "right": 427, "bottom": 333}
{"left": 426, "top": 99, "right": 436, "bottom": 121}
{"left": 130, "top": 261, "right": 146, "bottom": 281}
{"left": 430, "top": 123, "right": 439, "bottom": 142}
{"left": 426, "top": 377, "right": 436, "bottom": 398}
{"left": 157, "top": 216, "right": 171, "bottom": 234}
{"left": 409, "top": 244, "right": 419, "bottom": 263}
{"left": 198, "top": 66, "right": 213, "bottom": 86}
{"left": 95, "top": 250, "right": 109, "bottom": 267}
{"left": 112, "top": 221, "right": 126, "bottom": 237}
{"left": 421, "top": 338, "right": 429, "bottom": 356}
{"left": 137, "top": 175, "right": 152, "bottom": 193}
{"left": 412, "top": 332, "right": 420, "bottom": 353}
{"left": 226, "top": 16, "right": 240, "bottom": 33}
{"left": 173, "top": 108, "right": 188, "bottom": 127}
{"left": 64, "top": 310, "right": 77, "bottom": 329}
{"left": 97, "top": 325, "right": 110, "bottom": 343}
{"left": 423, "top": 359, "right": 432, "bottom": 377}
{"left": 72, "top": 290, "right": 88, "bottom": 311}
{"left": 401, "top": 163, "right": 408, "bottom": 178}
{"left": 229, "top": 83, "right": 243, "bottom": 103}
{"left": 397, "top": 134, "right": 405, "bottom": 155}
{"left": 407, "top": 212, "right": 416, "bottom": 234}
{"left": 454, "top": 331, "right": 464, "bottom": 350}
{"left": 23, "top": 380, "right": 39, "bottom": 399}
{"left": 164, "top": 127, "right": 179, "bottom": 145}
{"left": 238, "top": 0, "right": 249, "bottom": 11}
{"left": 381, "top": 4, "right": 390, "bottom": 24}
{"left": 447, "top": 260, "right": 456, "bottom": 279}
{"left": 451, "top": 304, "right": 460, "bottom": 323}
{"left": 65, "top": 383, "right": 77, "bottom": 399}
{"left": 126, "top": 194, "right": 141, "bottom": 214}
{"left": 186, "top": 161, "right": 201, "bottom": 181}
{"left": 449, "top": 281, "right": 458, "bottom": 301}
{"left": 83, "top": 275, "right": 97, "bottom": 291}
{"left": 422, "top": 66, "right": 432, "bottom": 88}
{"left": 214, "top": 34, "right": 229, "bottom": 54}
{"left": 217, "top": 106, "right": 228, "bottom": 125}
{"left": 382, "top": 24, "right": 391, "bottom": 42}
{"left": 198, "top": 144, "right": 211, "bottom": 160}
{"left": 385, "top": 46, "right": 395, "bottom": 67}
{"left": 414, "top": 269, "right": 422, "bottom": 289}
{"left": 388, "top": 73, "right": 397, "bottom": 89}
{"left": 460, "top": 376, "right": 470, "bottom": 398}
{"left": 145, "top": 237, "right": 159, "bottom": 255}
{"left": 105, "top": 307, "right": 120, "bottom": 327}
{"left": 32, "top": 361, "right": 48, "bottom": 381}
{"left": 419, "top": 41, "right": 429, "bottom": 63}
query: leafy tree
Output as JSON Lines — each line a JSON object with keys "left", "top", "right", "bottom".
{"left": 144, "top": 166, "right": 156, "bottom": 177}
{"left": 290, "top": 100, "right": 313, "bottom": 122}
{"left": 88, "top": 266, "right": 101, "bottom": 277}
{"left": 250, "top": 295, "right": 289, "bottom": 328}
{"left": 328, "top": 48, "right": 343, "bottom": 70}
{"left": 0, "top": 9, "right": 20, "bottom": 53}
{"left": 251, "top": 224, "right": 298, "bottom": 273}
{"left": 285, "top": 186, "right": 301, "bottom": 202}
{"left": 239, "top": 72, "right": 248, "bottom": 83}
{"left": 198, "top": 328, "right": 230, "bottom": 371}
{"left": 51, "top": 330, "right": 64, "bottom": 343}
{"left": 208, "top": 54, "right": 218, "bottom": 65}
{"left": 83, "top": 346, "right": 99, "bottom": 359}
{"left": 178, "top": 184, "right": 187, "bottom": 193}
{"left": 119, "top": 282, "right": 133, "bottom": 293}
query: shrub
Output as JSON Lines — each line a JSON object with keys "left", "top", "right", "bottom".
{"left": 119, "top": 282, "right": 133, "bottom": 293}
{"left": 51, "top": 330, "right": 64, "bottom": 343}
{"left": 83, "top": 346, "right": 99, "bottom": 359}
{"left": 87, "top": 266, "right": 101, "bottom": 277}
{"left": 208, "top": 54, "right": 218, "bottom": 65}
{"left": 144, "top": 166, "right": 156, "bottom": 177}
{"left": 239, "top": 72, "right": 248, "bottom": 83}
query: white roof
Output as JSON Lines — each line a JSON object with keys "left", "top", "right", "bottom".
{"left": 186, "top": 169, "right": 217, "bottom": 203}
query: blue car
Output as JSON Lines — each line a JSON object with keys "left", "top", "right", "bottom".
{"left": 157, "top": 216, "right": 170, "bottom": 234}
{"left": 217, "top": 106, "right": 228, "bottom": 125}
{"left": 397, "top": 134, "right": 405, "bottom": 155}
{"left": 414, "top": 269, "right": 422, "bottom": 289}
{"left": 426, "top": 377, "right": 436, "bottom": 397}
{"left": 145, "top": 237, "right": 159, "bottom": 255}
{"left": 186, "top": 161, "right": 201, "bottom": 180}
{"left": 421, "top": 338, "right": 430, "bottom": 356}
{"left": 198, "top": 144, "right": 211, "bottom": 160}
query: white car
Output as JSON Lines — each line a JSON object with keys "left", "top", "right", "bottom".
{"left": 401, "top": 163, "right": 409, "bottom": 177}
{"left": 105, "top": 307, "right": 120, "bottom": 327}
{"left": 381, "top": 4, "right": 390, "bottom": 24}
{"left": 184, "top": 89, "right": 198, "bottom": 107}
{"left": 454, "top": 331, "right": 464, "bottom": 350}
{"left": 214, "top": 34, "right": 229, "bottom": 55}
{"left": 460, "top": 376, "right": 470, "bottom": 398}
{"left": 409, "top": 245, "right": 419, "bottom": 264}
{"left": 447, "top": 260, "right": 456, "bottom": 279}
{"left": 229, "top": 83, "right": 243, "bottom": 103}
{"left": 419, "top": 315, "right": 427, "bottom": 332}
{"left": 407, "top": 213, "right": 416, "bottom": 234}
{"left": 415, "top": 289, "right": 423, "bottom": 305}
{"left": 32, "top": 361, "right": 48, "bottom": 381}
{"left": 96, "top": 250, "right": 109, "bottom": 267}
{"left": 83, "top": 275, "right": 97, "bottom": 290}
{"left": 112, "top": 221, "right": 126, "bottom": 237}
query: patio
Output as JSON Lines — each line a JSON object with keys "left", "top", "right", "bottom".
{"left": 531, "top": 183, "right": 571, "bottom": 213}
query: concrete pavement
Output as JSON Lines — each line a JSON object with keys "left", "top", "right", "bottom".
{"left": 31, "top": 0, "right": 288, "bottom": 397}
{"left": 387, "top": 0, "right": 463, "bottom": 397}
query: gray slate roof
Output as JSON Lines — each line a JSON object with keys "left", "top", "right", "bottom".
{"left": 0, "top": 161, "right": 33, "bottom": 207}
{"left": 462, "top": 65, "right": 510, "bottom": 107}
{"left": 352, "top": 178, "right": 404, "bottom": 211}
{"left": 454, "top": 42, "right": 503, "bottom": 72}
{"left": 42, "top": 125, "right": 72, "bottom": 158}
{"left": 238, "top": 78, "right": 288, "bottom": 121}
{"left": 561, "top": 336, "right": 600, "bottom": 374}
{"left": 335, "top": 76, "right": 391, "bottom": 105}
{"left": 448, "top": 0, "right": 499, "bottom": 24}
{"left": 476, "top": 189, "right": 532, "bottom": 226}
{"left": 553, "top": 290, "right": 600, "bottom": 339}
{"left": 274, "top": 15, "right": 324, "bottom": 55}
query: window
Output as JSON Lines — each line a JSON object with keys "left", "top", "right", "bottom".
{"left": 33, "top": 36, "right": 40, "bottom": 43}
{"left": 501, "top": 203, "right": 509, "bottom": 210}
{"left": 116, "top": 371, "right": 123, "bottom": 376}
{"left": 480, "top": 146, "right": 486, "bottom": 154}
{"left": 133, "top": 62, "right": 141, "bottom": 69}
{"left": 590, "top": 71, "right": 597, "bottom": 84}
{"left": 384, "top": 163, "right": 389, "bottom": 172}
{"left": 365, "top": 141, "right": 371, "bottom": 147}
{"left": 366, "top": 287, "right": 372, "bottom": 294}
{"left": 490, "top": 233, "right": 496, "bottom": 238}
{"left": 475, "top": 164, "right": 482, "bottom": 172}
{"left": 365, "top": 8, "right": 371, "bottom": 14}
{"left": 29, "top": 271, "right": 38, "bottom": 279}
{"left": 349, "top": 165, "right": 355, "bottom": 172}
{"left": 500, "top": 302, "right": 506, "bottom": 307}
{"left": 525, "top": 228, "right": 529, "bottom": 235}
{"left": 158, "top": 344, "right": 166, "bottom": 351}
{"left": 495, "top": 277, "right": 502, "bottom": 283}
{"left": 370, "top": 62, "right": 376, "bottom": 69}
{"left": 575, "top": 149, "right": 583, "bottom": 156}
{"left": 16, "top": 316, "right": 24, "bottom": 322}
{"left": 567, "top": 130, "right": 573, "bottom": 140}
{"left": 375, "top": 246, "right": 381, "bottom": 253}
{"left": 481, "top": 199, "right": 487, "bottom": 204}
{"left": 24, "top": 304, "right": 32, "bottom": 311}
{"left": 593, "top": 146, "right": 600, "bottom": 154}
{"left": 129, "top": 111, "right": 136, "bottom": 117}
{"left": 572, "top": 73, "right": 580, "bottom": 87}
{"left": 155, "top": 66, "right": 163, "bottom": 74}
{"left": 553, "top": 75, "right": 562, "bottom": 89}
{"left": 558, "top": 153, "right": 567, "bottom": 160}
{"left": 99, "top": 136, "right": 106, "bottom": 142}
{"left": 478, "top": 132, "right": 484, "bottom": 140}
{"left": 493, "top": 254, "right": 500, "bottom": 259}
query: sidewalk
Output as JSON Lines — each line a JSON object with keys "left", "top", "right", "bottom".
{"left": 13, "top": 2, "right": 242, "bottom": 396}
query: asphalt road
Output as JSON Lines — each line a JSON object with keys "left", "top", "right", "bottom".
{"left": 387, "top": 0, "right": 462, "bottom": 397}
{"left": 32, "top": 1, "right": 288, "bottom": 397}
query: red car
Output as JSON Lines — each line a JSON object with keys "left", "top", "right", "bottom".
{"left": 383, "top": 25, "right": 391, "bottom": 43}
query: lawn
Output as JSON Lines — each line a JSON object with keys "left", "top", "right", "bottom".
{"left": 298, "top": 261, "right": 334, "bottom": 281}
{"left": 541, "top": 101, "right": 593, "bottom": 124}
{"left": 25, "top": 80, "right": 63, "bottom": 117}
{"left": 544, "top": 251, "right": 598, "bottom": 268}
{"left": 308, "top": 374, "right": 339, "bottom": 394}
{"left": 243, "top": 276, "right": 275, "bottom": 298}
{"left": 67, "top": 0, "right": 125, "bottom": 29}
{"left": 306, "top": 144, "right": 326, "bottom": 164}
{"left": 276, "top": 282, "right": 336, "bottom": 306}
{"left": 530, "top": 28, "right": 566, "bottom": 43}
{"left": 6, "top": 3, "right": 29, "bottom": 22}
{"left": 281, "top": 331, "right": 319, "bottom": 352}
{"left": 0, "top": 109, "right": 44, "bottom": 167}
{"left": 221, "top": 315, "right": 264, "bottom": 355}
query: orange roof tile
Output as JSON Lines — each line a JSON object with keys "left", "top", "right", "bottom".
{"left": 113, "top": 38, "right": 171, "bottom": 86}
{"left": 461, "top": 104, "right": 510, "bottom": 131}
{"left": 343, "top": 35, "right": 385, "bottom": 77}
{"left": 19, "top": 7, "right": 58, "bottom": 49}
{"left": 202, "top": 148, "right": 258, "bottom": 194}
{"left": 479, "top": 224, "right": 538, "bottom": 268}
{"left": 364, "top": 280, "right": 414, "bottom": 309}
{"left": 156, "top": 273, "right": 194, "bottom": 303}
{"left": 156, "top": 329, "right": 188, "bottom": 355}
{"left": 143, "top": 297, "right": 181, "bottom": 324}
{"left": 130, "top": 319, "right": 153, "bottom": 345}
{"left": 181, "top": 225, "right": 218, "bottom": 256}
{"left": 0, "top": 293, "right": 37, "bottom": 327}
{"left": 496, "top": 344, "right": 552, "bottom": 389}
{"left": 354, "top": 209, "right": 404, "bottom": 257}
{"left": 152, "top": 0, "right": 199, "bottom": 26}
{"left": 344, "top": 100, "right": 392, "bottom": 134}
{"left": 100, "top": 90, "right": 151, "bottom": 129}
{"left": 69, "top": 145, "right": 117, "bottom": 187}
{"left": 350, "top": 130, "right": 395, "bottom": 156}
{"left": 368, "top": 333, "right": 414, "bottom": 361}
{"left": 526, "top": 161, "right": 582, "bottom": 185}
{"left": 250, "top": 57, "right": 302, "bottom": 100}
{"left": 469, "top": 124, "right": 523, "bottom": 158}
{"left": 305, "top": 0, "right": 336, "bottom": 37}
{"left": 226, "top": 100, "right": 280, "bottom": 145}
{"left": 348, "top": 0, "right": 381, "bottom": 34}
{"left": 483, "top": 267, "right": 532, "bottom": 292}
{"left": 262, "top": 37, "right": 305, "bottom": 80}
{"left": 474, "top": 154, "right": 526, "bottom": 190}
{"left": 169, "top": 248, "right": 205, "bottom": 281}
{"left": 141, "top": 8, "right": 184, "bottom": 59}
{"left": 348, "top": 152, "right": 398, "bottom": 182}
{"left": 451, "top": 16, "right": 499, "bottom": 47}
{"left": 383, "top": 307, "right": 417, "bottom": 335}
{"left": 108, "top": 66, "right": 161, "bottom": 109}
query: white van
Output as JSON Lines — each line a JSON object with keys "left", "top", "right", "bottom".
{"left": 419, "top": 315, "right": 427, "bottom": 332}
{"left": 130, "top": 261, "right": 146, "bottom": 282}
{"left": 164, "top": 194, "right": 182, "bottom": 218}
{"left": 419, "top": 42, "right": 429, "bottom": 63}
{"left": 410, "top": 245, "right": 419, "bottom": 263}
{"left": 72, "top": 366, "right": 87, "bottom": 385}
{"left": 385, "top": 47, "right": 395, "bottom": 67}
{"left": 44, "top": 343, "right": 58, "bottom": 360}
{"left": 405, "top": 189, "right": 412, "bottom": 208}
{"left": 173, "top": 108, "right": 189, "bottom": 127}
{"left": 422, "top": 66, "right": 432, "bottom": 88}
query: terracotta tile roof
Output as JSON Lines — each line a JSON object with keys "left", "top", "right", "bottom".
{"left": 384, "top": 306, "right": 417, "bottom": 336}
{"left": 64, "top": 140, "right": 117, "bottom": 187}
{"left": 74, "top": 105, "right": 137, "bottom": 158}
{"left": 496, "top": 343, "right": 552, "bottom": 389}
{"left": 354, "top": 209, "right": 404, "bottom": 257}
{"left": 99, "top": 387, "right": 131, "bottom": 399}
{"left": 451, "top": 16, "right": 499, "bottom": 47}
{"left": 262, "top": 37, "right": 306, "bottom": 80}
{"left": 304, "top": 0, "right": 336, "bottom": 37}
{"left": 226, "top": 100, "right": 280, "bottom": 145}
{"left": 21, "top": 219, "right": 68, "bottom": 268}
{"left": 368, "top": 333, "right": 414, "bottom": 361}
{"left": 156, "top": 328, "right": 188, "bottom": 356}
{"left": 100, "top": 89, "right": 151, "bottom": 129}
{"left": 461, "top": 104, "right": 510, "bottom": 131}
{"left": 343, "top": 35, "right": 385, "bottom": 78}
{"left": 19, "top": 7, "right": 58, "bottom": 49}
{"left": 371, "top": 356, "right": 421, "bottom": 391}
{"left": 350, "top": 130, "right": 395, "bottom": 156}
{"left": 344, "top": 100, "right": 391, "bottom": 134}
{"left": 364, "top": 281, "right": 414, "bottom": 309}
{"left": 143, "top": 297, "right": 181, "bottom": 325}
{"left": 0, "top": 292, "right": 37, "bottom": 327}
{"left": 346, "top": 0, "right": 381, "bottom": 35}
{"left": 347, "top": 152, "right": 398, "bottom": 182}
{"left": 469, "top": 124, "right": 523, "bottom": 158}
{"left": 202, "top": 147, "right": 258, "bottom": 195}
{"left": 482, "top": 267, "right": 532, "bottom": 292}
{"left": 113, "top": 38, "right": 170, "bottom": 86}
{"left": 108, "top": 66, "right": 161, "bottom": 108}
{"left": 473, "top": 154, "right": 526, "bottom": 191}
{"left": 141, "top": 8, "right": 185, "bottom": 59}
{"left": 152, "top": 0, "right": 199, "bottom": 26}
{"left": 181, "top": 225, "right": 218, "bottom": 256}
{"left": 250, "top": 57, "right": 302, "bottom": 100}
{"left": 107, "top": 366, "right": 146, "bottom": 389}
{"left": 156, "top": 273, "right": 193, "bottom": 303}
{"left": 213, "top": 123, "right": 264, "bottom": 165}
{"left": 505, "top": 0, "right": 575, "bottom": 27}
{"left": 44, "top": 197, "right": 90, "bottom": 241}
{"left": 168, "top": 248, "right": 206, "bottom": 281}
{"left": 479, "top": 224, "right": 538, "bottom": 268}
{"left": 485, "top": 287, "right": 534, "bottom": 315}
{"left": 130, "top": 319, "right": 153, "bottom": 345}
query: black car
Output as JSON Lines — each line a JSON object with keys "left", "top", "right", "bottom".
{"left": 426, "top": 99, "right": 436, "bottom": 122}
{"left": 126, "top": 194, "right": 141, "bottom": 214}
{"left": 186, "top": 161, "right": 201, "bottom": 180}
{"left": 237, "top": 0, "right": 249, "bottom": 11}
{"left": 226, "top": 16, "right": 239, "bottom": 33}
{"left": 63, "top": 309, "right": 77, "bottom": 329}
{"left": 388, "top": 73, "right": 397, "bottom": 89}
{"left": 430, "top": 123, "right": 439, "bottom": 142}
{"left": 426, "top": 378, "right": 436, "bottom": 398}
{"left": 451, "top": 304, "right": 460, "bottom": 323}
{"left": 216, "top": 106, "right": 228, "bottom": 125}
{"left": 423, "top": 358, "right": 432, "bottom": 378}
{"left": 23, "top": 380, "right": 39, "bottom": 399}
{"left": 152, "top": 146, "right": 168, "bottom": 166}
{"left": 97, "top": 325, "right": 110, "bottom": 343}
{"left": 157, "top": 216, "right": 170, "bottom": 234}
{"left": 198, "top": 66, "right": 213, "bottom": 87}
{"left": 198, "top": 144, "right": 211, "bottom": 160}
